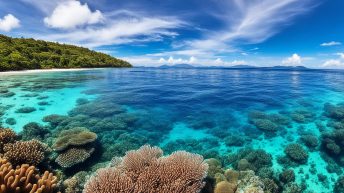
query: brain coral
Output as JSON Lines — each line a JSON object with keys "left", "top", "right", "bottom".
{"left": 0, "top": 158, "right": 58, "bottom": 193}
{"left": 0, "top": 128, "right": 16, "bottom": 153}
{"left": 3, "top": 139, "right": 47, "bottom": 166}
{"left": 55, "top": 147, "right": 95, "bottom": 168}
{"left": 52, "top": 127, "right": 97, "bottom": 151}
{"left": 83, "top": 145, "right": 208, "bottom": 193}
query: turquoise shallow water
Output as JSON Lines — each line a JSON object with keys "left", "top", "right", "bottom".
{"left": 1, "top": 67, "right": 344, "bottom": 192}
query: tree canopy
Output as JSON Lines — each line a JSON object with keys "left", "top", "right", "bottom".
{"left": 0, "top": 34, "right": 131, "bottom": 71}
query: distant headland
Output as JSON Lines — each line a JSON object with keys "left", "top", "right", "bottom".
{"left": 0, "top": 34, "right": 131, "bottom": 72}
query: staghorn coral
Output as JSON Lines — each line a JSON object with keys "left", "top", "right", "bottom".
{"left": 52, "top": 127, "right": 97, "bottom": 152}
{"left": 83, "top": 145, "right": 208, "bottom": 193}
{"left": 0, "top": 158, "right": 58, "bottom": 193}
{"left": 0, "top": 128, "right": 16, "bottom": 153}
{"left": 55, "top": 148, "right": 95, "bottom": 168}
{"left": 3, "top": 140, "right": 47, "bottom": 166}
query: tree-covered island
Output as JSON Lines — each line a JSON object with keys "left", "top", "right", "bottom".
{"left": 0, "top": 34, "right": 131, "bottom": 71}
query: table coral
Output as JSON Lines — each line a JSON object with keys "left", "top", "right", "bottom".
{"left": 52, "top": 127, "right": 97, "bottom": 152}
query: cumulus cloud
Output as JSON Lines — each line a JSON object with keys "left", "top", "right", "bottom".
{"left": 282, "top": 53, "right": 302, "bottom": 65}
{"left": 0, "top": 14, "right": 20, "bottom": 32}
{"left": 44, "top": 1, "right": 104, "bottom": 29}
{"left": 321, "top": 41, "right": 342, "bottom": 47}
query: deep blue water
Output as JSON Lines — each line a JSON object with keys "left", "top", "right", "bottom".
{"left": 1, "top": 67, "right": 344, "bottom": 192}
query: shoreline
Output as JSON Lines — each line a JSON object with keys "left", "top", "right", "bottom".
{"left": 0, "top": 68, "right": 106, "bottom": 75}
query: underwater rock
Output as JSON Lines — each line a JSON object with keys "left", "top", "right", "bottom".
{"left": 83, "top": 145, "right": 208, "bottom": 193}
{"left": 5, "top": 117, "right": 16, "bottom": 125}
{"left": 0, "top": 128, "right": 17, "bottom": 153}
{"left": 0, "top": 158, "right": 58, "bottom": 193}
{"left": 56, "top": 147, "right": 95, "bottom": 168}
{"left": 21, "top": 122, "right": 50, "bottom": 141}
{"left": 52, "top": 127, "right": 97, "bottom": 151}
{"left": 15, "top": 107, "right": 36, "bottom": 113}
{"left": 284, "top": 144, "right": 309, "bottom": 164}
{"left": 3, "top": 139, "right": 48, "bottom": 166}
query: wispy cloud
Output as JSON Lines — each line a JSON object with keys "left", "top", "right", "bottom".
{"left": 182, "top": 0, "right": 316, "bottom": 53}
{"left": 39, "top": 10, "right": 183, "bottom": 47}
{"left": 321, "top": 41, "right": 342, "bottom": 47}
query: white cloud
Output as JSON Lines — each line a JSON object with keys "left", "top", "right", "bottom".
{"left": 43, "top": 15, "right": 181, "bottom": 47}
{"left": 282, "top": 53, "right": 302, "bottom": 65}
{"left": 322, "top": 59, "right": 344, "bottom": 68}
{"left": 0, "top": 14, "right": 20, "bottom": 32}
{"left": 321, "top": 41, "right": 342, "bottom": 47}
{"left": 184, "top": 0, "right": 315, "bottom": 52}
{"left": 336, "top": 53, "right": 344, "bottom": 59}
{"left": 44, "top": 1, "right": 104, "bottom": 29}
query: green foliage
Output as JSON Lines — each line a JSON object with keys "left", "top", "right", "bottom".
{"left": 0, "top": 34, "right": 131, "bottom": 71}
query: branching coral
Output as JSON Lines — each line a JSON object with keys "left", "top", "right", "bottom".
{"left": 0, "top": 158, "right": 58, "bottom": 193}
{"left": 0, "top": 128, "right": 16, "bottom": 153}
{"left": 3, "top": 139, "right": 47, "bottom": 166}
{"left": 83, "top": 145, "right": 208, "bottom": 193}
{"left": 52, "top": 127, "right": 97, "bottom": 152}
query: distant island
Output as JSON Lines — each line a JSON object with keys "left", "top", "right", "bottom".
{"left": 0, "top": 35, "right": 131, "bottom": 72}
{"left": 157, "top": 64, "right": 309, "bottom": 70}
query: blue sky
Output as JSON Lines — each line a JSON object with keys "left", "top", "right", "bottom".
{"left": 1, "top": 0, "right": 344, "bottom": 68}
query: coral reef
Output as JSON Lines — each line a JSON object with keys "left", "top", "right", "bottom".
{"left": 84, "top": 145, "right": 208, "bottom": 193}
{"left": 226, "top": 148, "right": 272, "bottom": 173}
{"left": 53, "top": 128, "right": 97, "bottom": 168}
{"left": 3, "top": 139, "right": 47, "bottom": 166}
{"left": 0, "top": 128, "right": 16, "bottom": 153}
{"left": 52, "top": 127, "right": 97, "bottom": 151}
{"left": 21, "top": 122, "right": 50, "bottom": 141}
{"left": 0, "top": 158, "right": 58, "bottom": 193}
{"left": 56, "top": 148, "right": 95, "bottom": 168}
{"left": 283, "top": 143, "right": 309, "bottom": 164}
